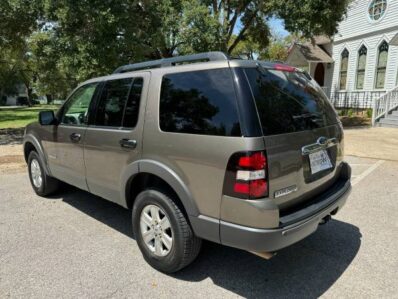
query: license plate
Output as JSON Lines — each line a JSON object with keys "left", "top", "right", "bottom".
{"left": 309, "top": 149, "right": 333, "bottom": 174}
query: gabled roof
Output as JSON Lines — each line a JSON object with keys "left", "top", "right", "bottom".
{"left": 313, "top": 35, "right": 331, "bottom": 45}
{"left": 291, "top": 42, "right": 334, "bottom": 63}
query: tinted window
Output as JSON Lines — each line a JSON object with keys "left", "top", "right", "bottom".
{"left": 62, "top": 83, "right": 98, "bottom": 126}
{"left": 95, "top": 78, "right": 142, "bottom": 128}
{"left": 123, "top": 78, "right": 143, "bottom": 128}
{"left": 159, "top": 69, "right": 240, "bottom": 136}
{"left": 244, "top": 67, "right": 338, "bottom": 136}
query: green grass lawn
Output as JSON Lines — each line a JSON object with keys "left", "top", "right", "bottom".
{"left": 0, "top": 105, "right": 61, "bottom": 129}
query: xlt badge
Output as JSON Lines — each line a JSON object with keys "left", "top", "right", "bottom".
{"left": 274, "top": 185, "right": 298, "bottom": 198}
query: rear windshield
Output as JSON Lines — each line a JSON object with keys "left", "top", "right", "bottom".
{"left": 244, "top": 67, "right": 338, "bottom": 136}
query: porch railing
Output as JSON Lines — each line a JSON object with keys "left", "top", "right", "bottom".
{"left": 371, "top": 86, "right": 398, "bottom": 125}
{"left": 329, "top": 91, "right": 386, "bottom": 110}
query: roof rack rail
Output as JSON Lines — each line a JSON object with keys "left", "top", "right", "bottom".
{"left": 113, "top": 51, "right": 230, "bottom": 74}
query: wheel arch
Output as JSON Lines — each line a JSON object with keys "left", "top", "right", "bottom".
{"left": 23, "top": 135, "right": 51, "bottom": 175}
{"left": 121, "top": 160, "right": 199, "bottom": 218}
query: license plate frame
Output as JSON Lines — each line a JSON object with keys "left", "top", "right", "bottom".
{"left": 309, "top": 149, "right": 333, "bottom": 175}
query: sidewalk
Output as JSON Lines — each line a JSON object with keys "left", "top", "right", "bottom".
{"left": 344, "top": 127, "right": 398, "bottom": 161}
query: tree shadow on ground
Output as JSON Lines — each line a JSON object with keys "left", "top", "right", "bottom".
{"left": 57, "top": 186, "right": 361, "bottom": 299}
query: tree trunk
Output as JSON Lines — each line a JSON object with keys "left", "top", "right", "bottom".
{"left": 27, "top": 87, "right": 33, "bottom": 107}
{"left": 46, "top": 94, "right": 53, "bottom": 104}
{"left": 0, "top": 88, "right": 5, "bottom": 106}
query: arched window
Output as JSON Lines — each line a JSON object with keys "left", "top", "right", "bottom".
{"left": 356, "top": 45, "right": 367, "bottom": 90}
{"left": 339, "top": 49, "right": 349, "bottom": 90}
{"left": 375, "top": 41, "right": 389, "bottom": 89}
{"left": 368, "top": 0, "right": 387, "bottom": 21}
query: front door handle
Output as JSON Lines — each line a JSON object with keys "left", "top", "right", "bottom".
{"left": 70, "top": 133, "right": 81, "bottom": 143}
{"left": 119, "top": 138, "right": 137, "bottom": 149}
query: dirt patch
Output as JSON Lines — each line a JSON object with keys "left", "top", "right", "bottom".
{"left": 0, "top": 145, "right": 25, "bottom": 174}
{"left": 0, "top": 144, "right": 23, "bottom": 157}
{"left": 0, "top": 161, "right": 26, "bottom": 174}
{"left": 0, "top": 155, "right": 24, "bottom": 164}
{"left": 340, "top": 116, "right": 371, "bottom": 128}
{"left": 0, "top": 128, "right": 24, "bottom": 145}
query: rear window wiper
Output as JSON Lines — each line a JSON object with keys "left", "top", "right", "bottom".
{"left": 292, "top": 112, "right": 323, "bottom": 120}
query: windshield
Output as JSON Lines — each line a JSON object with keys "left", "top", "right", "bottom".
{"left": 244, "top": 67, "right": 338, "bottom": 136}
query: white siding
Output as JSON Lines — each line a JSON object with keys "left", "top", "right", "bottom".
{"left": 329, "top": 0, "right": 398, "bottom": 93}
{"left": 331, "top": 31, "right": 398, "bottom": 92}
{"left": 335, "top": 0, "right": 398, "bottom": 43}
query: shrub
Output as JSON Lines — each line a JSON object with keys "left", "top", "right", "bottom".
{"left": 366, "top": 108, "right": 373, "bottom": 118}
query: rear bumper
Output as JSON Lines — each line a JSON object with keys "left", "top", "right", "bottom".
{"left": 219, "top": 163, "right": 351, "bottom": 252}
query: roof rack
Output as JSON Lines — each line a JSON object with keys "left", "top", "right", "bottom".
{"left": 113, "top": 51, "right": 230, "bottom": 74}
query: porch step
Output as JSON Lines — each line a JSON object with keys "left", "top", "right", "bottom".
{"left": 386, "top": 114, "right": 398, "bottom": 120}
{"left": 379, "top": 117, "right": 398, "bottom": 128}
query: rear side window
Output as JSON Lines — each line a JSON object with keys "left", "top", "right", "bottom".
{"left": 159, "top": 68, "right": 241, "bottom": 136}
{"left": 95, "top": 77, "right": 143, "bottom": 128}
{"left": 244, "top": 68, "right": 338, "bottom": 136}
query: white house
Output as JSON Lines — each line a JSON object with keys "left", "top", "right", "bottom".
{"left": 1, "top": 83, "right": 29, "bottom": 106}
{"left": 287, "top": 0, "right": 398, "bottom": 126}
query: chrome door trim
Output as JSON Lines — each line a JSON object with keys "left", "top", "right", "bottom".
{"left": 301, "top": 137, "right": 338, "bottom": 155}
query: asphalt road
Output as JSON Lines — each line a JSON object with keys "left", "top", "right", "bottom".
{"left": 0, "top": 156, "right": 397, "bottom": 298}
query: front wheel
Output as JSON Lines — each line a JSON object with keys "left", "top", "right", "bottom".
{"left": 132, "top": 189, "right": 202, "bottom": 273}
{"left": 28, "top": 151, "right": 59, "bottom": 196}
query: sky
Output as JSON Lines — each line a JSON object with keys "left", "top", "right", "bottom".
{"left": 234, "top": 16, "right": 289, "bottom": 38}
{"left": 268, "top": 17, "right": 289, "bottom": 38}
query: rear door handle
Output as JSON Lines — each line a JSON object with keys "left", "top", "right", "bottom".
{"left": 119, "top": 138, "right": 137, "bottom": 149}
{"left": 70, "top": 133, "right": 81, "bottom": 143}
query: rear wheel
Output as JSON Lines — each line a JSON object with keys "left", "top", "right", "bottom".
{"left": 28, "top": 151, "right": 59, "bottom": 196}
{"left": 132, "top": 189, "right": 202, "bottom": 273}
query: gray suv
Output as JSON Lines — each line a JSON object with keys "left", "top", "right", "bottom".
{"left": 23, "top": 52, "right": 351, "bottom": 273}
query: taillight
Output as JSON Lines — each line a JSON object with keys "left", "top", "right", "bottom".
{"left": 223, "top": 151, "right": 269, "bottom": 199}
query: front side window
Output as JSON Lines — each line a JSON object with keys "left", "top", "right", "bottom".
{"left": 95, "top": 77, "right": 143, "bottom": 128}
{"left": 339, "top": 49, "right": 349, "bottom": 90}
{"left": 61, "top": 83, "right": 98, "bottom": 126}
{"left": 356, "top": 45, "right": 367, "bottom": 90}
{"left": 375, "top": 41, "right": 389, "bottom": 89}
{"left": 159, "top": 69, "right": 241, "bottom": 136}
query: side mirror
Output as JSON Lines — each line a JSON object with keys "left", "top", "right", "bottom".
{"left": 39, "top": 110, "right": 57, "bottom": 126}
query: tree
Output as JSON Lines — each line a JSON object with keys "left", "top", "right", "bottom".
{"left": 0, "top": 0, "right": 44, "bottom": 105}
{"left": 230, "top": 35, "right": 261, "bottom": 60}
{"left": 0, "top": 45, "right": 36, "bottom": 106}
{"left": 271, "top": 0, "right": 351, "bottom": 38}
{"left": 1, "top": 0, "right": 351, "bottom": 100}
{"left": 0, "top": 0, "right": 42, "bottom": 49}
{"left": 182, "top": 0, "right": 350, "bottom": 55}
{"left": 260, "top": 41, "right": 288, "bottom": 62}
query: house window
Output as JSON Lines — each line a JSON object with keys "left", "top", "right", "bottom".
{"left": 368, "top": 0, "right": 387, "bottom": 21}
{"left": 339, "top": 49, "right": 349, "bottom": 90}
{"left": 356, "top": 45, "right": 367, "bottom": 90}
{"left": 375, "top": 41, "right": 389, "bottom": 89}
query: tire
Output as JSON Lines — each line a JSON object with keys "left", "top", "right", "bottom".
{"left": 28, "top": 151, "right": 60, "bottom": 196}
{"left": 132, "top": 189, "right": 202, "bottom": 273}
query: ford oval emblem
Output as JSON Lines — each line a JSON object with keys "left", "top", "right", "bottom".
{"left": 317, "top": 137, "right": 327, "bottom": 145}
